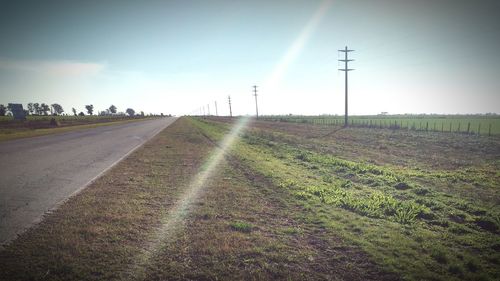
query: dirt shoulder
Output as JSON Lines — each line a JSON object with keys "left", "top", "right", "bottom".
{"left": 0, "top": 117, "right": 397, "bottom": 280}
{"left": 143, "top": 139, "right": 398, "bottom": 281}
{"left": 0, "top": 117, "right": 209, "bottom": 280}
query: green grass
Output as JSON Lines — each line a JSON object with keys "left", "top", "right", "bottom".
{"left": 190, "top": 117, "right": 500, "bottom": 281}
{"left": 261, "top": 114, "right": 500, "bottom": 135}
{"left": 229, "top": 221, "right": 253, "bottom": 233}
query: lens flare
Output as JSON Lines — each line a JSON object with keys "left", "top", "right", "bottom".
{"left": 128, "top": 117, "right": 250, "bottom": 279}
{"left": 129, "top": 1, "right": 333, "bottom": 277}
{"left": 264, "top": 0, "right": 334, "bottom": 89}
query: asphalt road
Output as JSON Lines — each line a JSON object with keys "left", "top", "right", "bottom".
{"left": 0, "top": 117, "right": 177, "bottom": 246}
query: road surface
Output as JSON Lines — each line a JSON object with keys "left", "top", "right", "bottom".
{"left": 0, "top": 117, "right": 177, "bottom": 246}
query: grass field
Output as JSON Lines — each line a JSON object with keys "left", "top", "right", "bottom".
{"left": 1, "top": 117, "right": 498, "bottom": 280}
{"left": 0, "top": 114, "right": 152, "bottom": 124}
{"left": 0, "top": 115, "right": 157, "bottom": 142}
{"left": 193, "top": 117, "right": 500, "bottom": 281}
{"left": 261, "top": 115, "right": 500, "bottom": 135}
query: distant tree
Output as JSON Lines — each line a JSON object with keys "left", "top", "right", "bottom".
{"left": 0, "top": 104, "right": 6, "bottom": 116}
{"left": 72, "top": 107, "right": 77, "bottom": 116}
{"left": 51, "top": 103, "right": 64, "bottom": 115}
{"left": 109, "top": 105, "right": 117, "bottom": 114}
{"left": 33, "top": 103, "right": 41, "bottom": 115}
{"left": 40, "top": 103, "right": 50, "bottom": 115}
{"left": 27, "top": 103, "right": 34, "bottom": 115}
{"left": 78, "top": 111, "right": 85, "bottom": 116}
{"left": 126, "top": 108, "right": 135, "bottom": 116}
{"left": 140, "top": 111, "right": 144, "bottom": 117}
{"left": 85, "top": 104, "right": 94, "bottom": 115}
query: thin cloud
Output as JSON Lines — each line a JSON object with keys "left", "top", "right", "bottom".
{"left": 0, "top": 58, "right": 107, "bottom": 77}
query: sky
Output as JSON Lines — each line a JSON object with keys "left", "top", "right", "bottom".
{"left": 0, "top": 0, "right": 499, "bottom": 116}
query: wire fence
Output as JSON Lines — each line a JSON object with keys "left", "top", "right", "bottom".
{"left": 261, "top": 116, "right": 500, "bottom": 136}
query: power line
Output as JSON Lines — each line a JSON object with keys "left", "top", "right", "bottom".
{"left": 253, "top": 85, "right": 259, "bottom": 119}
{"left": 338, "top": 46, "right": 354, "bottom": 127}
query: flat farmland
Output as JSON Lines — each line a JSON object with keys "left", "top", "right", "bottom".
{"left": 0, "top": 115, "right": 159, "bottom": 141}
{"left": 1, "top": 117, "right": 498, "bottom": 281}
{"left": 196, "top": 117, "right": 500, "bottom": 281}
{"left": 262, "top": 115, "right": 500, "bottom": 136}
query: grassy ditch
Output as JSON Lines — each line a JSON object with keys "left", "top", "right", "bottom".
{"left": 190, "top": 117, "right": 500, "bottom": 281}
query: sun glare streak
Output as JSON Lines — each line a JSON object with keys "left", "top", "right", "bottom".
{"left": 264, "top": 0, "right": 333, "bottom": 89}
{"left": 129, "top": 2, "right": 333, "bottom": 278}
{"left": 128, "top": 117, "right": 251, "bottom": 279}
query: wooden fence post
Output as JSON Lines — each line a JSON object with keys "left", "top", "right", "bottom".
{"left": 478, "top": 123, "right": 481, "bottom": 135}
{"left": 467, "top": 122, "right": 470, "bottom": 134}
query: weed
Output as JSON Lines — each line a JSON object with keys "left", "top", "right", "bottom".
{"left": 230, "top": 221, "right": 253, "bottom": 233}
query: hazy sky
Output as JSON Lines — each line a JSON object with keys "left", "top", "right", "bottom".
{"left": 0, "top": 0, "right": 499, "bottom": 115}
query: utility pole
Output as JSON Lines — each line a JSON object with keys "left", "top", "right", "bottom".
{"left": 338, "top": 46, "right": 354, "bottom": 127}
{"left": 253, "top": 85, "right": 259, "bottom": 119}
{"left": 228, "top": 95, "right": 233, "bottom": 117}
{"left": 215, "top": 101, "right": 218, "bottom": 116}
{"left": 203, "top": 106, "right": 205, "bottom": 116}
{"left": 207, "top": 104, "right": 210, "bottom": 116}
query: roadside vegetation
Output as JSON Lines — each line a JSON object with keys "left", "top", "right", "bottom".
{"left": 1, "top": 116, "right": 498, "bottom": 280}
{"left": 191, "top": 117, "right": 500, "bottom": 281}
{"left": 0, "top": 117, "right": 398, "bottom": 281}
{"left": 0, "top": 115, "right": 163, "bottom": 142}
{"left": 0, "top": 102, "right": 158, "bottom": 118}
{"left": 0, "top": 101, "right": 169, "bottom": 142}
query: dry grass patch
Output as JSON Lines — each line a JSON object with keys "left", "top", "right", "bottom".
{"left": 0, "top": 118, "right": 211, "bottom": 280}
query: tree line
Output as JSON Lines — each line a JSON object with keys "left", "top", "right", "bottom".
{"left": 0, "top": 103, "right": 142, "bottom": 117}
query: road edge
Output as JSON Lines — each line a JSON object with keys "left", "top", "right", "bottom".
{"left": 0, "top": 117, "right": 179, "bottom": 248}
